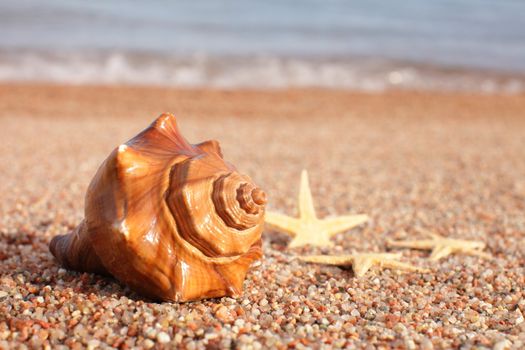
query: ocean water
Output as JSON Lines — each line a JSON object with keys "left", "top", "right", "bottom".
{"left": 1, "top": 0, "right": 524, "bottom": 92}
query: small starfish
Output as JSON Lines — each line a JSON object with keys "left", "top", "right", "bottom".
{"left": 298, "top": 253, "right": 429, "bottom": 277}
{"left": 387, "top": 230, "right": 492, "bottom": 261}
{"left": 265, "top": 170, "right": 369, "bottom": 248}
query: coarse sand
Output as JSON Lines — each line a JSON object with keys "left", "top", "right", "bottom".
{"left": 1, "top": 84, "right": 525, "bottom": 349}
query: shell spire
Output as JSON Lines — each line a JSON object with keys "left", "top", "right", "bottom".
{"left": 50, "top": 113, "right": 266, "bottom": 302}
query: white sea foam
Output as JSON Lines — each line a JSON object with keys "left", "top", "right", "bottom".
{"left": 0, "top": 51, "right": 523, "bottom": 93}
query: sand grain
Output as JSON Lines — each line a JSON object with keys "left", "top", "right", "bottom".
{"left": 1, "top": 84, "right": 524, "bottom": 349}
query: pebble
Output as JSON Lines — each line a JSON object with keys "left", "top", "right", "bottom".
{"left": 86, "top": 339, "right": 100, "bottom": 350}
{"left": 259, "top": 314, "right": 273, "bottom": 328}
{"left": 215, "top": 306, "right": 235, "bottom": 324}
{"left": 143, "top": 339, "right": 155, "bottom": 349}
{"left": 157, "top": 332, "right": 170, "bottom": 344}
{"left": 493, "top": 339, "right": 512, "bottom": 350}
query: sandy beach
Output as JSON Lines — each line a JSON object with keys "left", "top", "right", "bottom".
{"left": 1, "top": 83, "right": 525, "bottom": 349}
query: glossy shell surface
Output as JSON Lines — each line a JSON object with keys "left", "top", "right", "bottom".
{"left": 50, "top": 113, "right": 266, "bottom": 302}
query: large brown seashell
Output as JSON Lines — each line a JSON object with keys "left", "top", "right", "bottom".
{"left": 49, "top": 113, "right": 266, "bottom": 302}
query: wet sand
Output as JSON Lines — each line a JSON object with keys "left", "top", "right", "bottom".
{"left": 1, "top": 83, "right": 525, "bottom": 349}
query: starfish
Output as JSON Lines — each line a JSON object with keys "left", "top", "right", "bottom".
{"left": 387, "top": 230, "right": 492, "bottom": 261}
{"left": 265, "top": 170, "right": 369, "bottom": 248}
{"left": 298, "top": 253, "right": 429, "bottom": 277}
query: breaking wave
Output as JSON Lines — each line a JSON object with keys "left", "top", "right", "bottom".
{"left": 0, "top": 50, "right": 523, "bottom": 93}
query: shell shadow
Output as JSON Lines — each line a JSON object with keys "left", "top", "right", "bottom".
{"left": 262, "top": 229, "right": 291, "bottom": 248}
{"left": 0, "top": 229, "right": 150, "bottom": 303}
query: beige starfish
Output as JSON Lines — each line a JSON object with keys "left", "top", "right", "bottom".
{"left": 387, "top": 230, "right": 491, "bottom": 261}
{"left": 298, "top": 253, "right": 429, "bottom": 277}
{"left": 265, "top": 170, "right": 369, "bottom": 248}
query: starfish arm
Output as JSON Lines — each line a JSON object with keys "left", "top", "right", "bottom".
{"left": 380, "top": 260, "right": 430, "bottom": 274}
{"left": 298, "top": 255, "right": 353, "bottom": 266}
{"left": 429, "top": 245, "right": 453, "bottom": 261}
{"left": 465, "top": 249, "right": 492, "bottom": 260}
{"left": 351, "top": 257, "right": 375, "bottom": 277}
{"left": 288, "top": 234, "right": 335, "bottom": 249}
{"left": 265, "top": 212, "right": 301, "bottom": 238}
{"left": 321, "top": 214, "right": 369, "bottom": 237}
{"left": 356, "top": 252, "right": 402, "bottom": 260}
{"left": 299, "top": 170, "right": 317, "bottom": 220}
{"left": 387, "top": 239, "right": 436, "bottom": 250}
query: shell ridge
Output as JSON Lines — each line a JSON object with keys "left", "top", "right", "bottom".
{"left": 168, "top": 170, "right": 262, "bottom": 257}
{"left": 124, "top": 114, "right": 199, "bottom": 157}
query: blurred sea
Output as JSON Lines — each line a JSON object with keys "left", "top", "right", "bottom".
{"left": 1, "top": 0, "right": 524, "bottom": 92}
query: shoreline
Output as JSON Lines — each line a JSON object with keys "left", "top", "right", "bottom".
{"left": 1, "top": 49, "right": 525, "bottom": 93}
{"left": 1, "top": 82, "right": 525, "bottom": 121}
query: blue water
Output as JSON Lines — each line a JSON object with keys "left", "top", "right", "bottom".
{"left": 1, "top": 0, "right": 524, "bottom": 91}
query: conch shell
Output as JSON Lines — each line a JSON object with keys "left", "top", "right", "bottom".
{"left": 50, "top": 113, "right": 266, "bottom": 302}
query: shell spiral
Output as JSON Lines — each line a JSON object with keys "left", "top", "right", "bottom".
{"left": 49, "top": 113, "right": 265, "bottom": 302}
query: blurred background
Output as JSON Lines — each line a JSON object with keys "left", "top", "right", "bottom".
{"left": 1, "top": 0, "right": 524, "bottom": 92}
{"left": 1, "top": 2, "right": 525, "bottom": 349}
